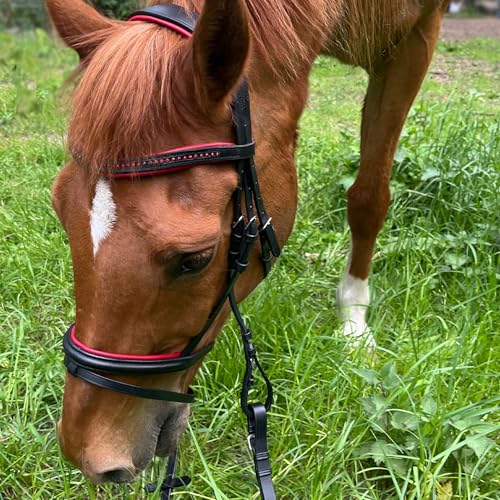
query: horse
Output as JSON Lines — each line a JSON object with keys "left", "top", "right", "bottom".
{"left": 46, "top": 0, "right": 451, "bottom": 491}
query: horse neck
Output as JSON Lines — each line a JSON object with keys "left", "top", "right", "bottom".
{"left": 146, "top": 0, "right": 333, "bottom": 80}
{"left": 238, "top": 0, "right": 333, "bottom": 134}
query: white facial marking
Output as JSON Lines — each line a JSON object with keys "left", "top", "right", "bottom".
{"left": 336, "top": 249, "right": 375, "bottom": 349}
{"left": 90, "top": 179, "right": 116, "bottom": 256}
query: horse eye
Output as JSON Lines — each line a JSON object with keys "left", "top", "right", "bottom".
{"left": 179, "top": 249, "right": 215, "bottom": 275}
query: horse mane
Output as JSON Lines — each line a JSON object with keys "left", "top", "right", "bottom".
{"left": 68, "top": 0, "right": 414, "bottom": 174}
{"left": 69, "top": 22, "right": 191, "bottom": 173}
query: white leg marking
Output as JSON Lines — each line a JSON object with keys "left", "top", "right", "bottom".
{"left": 90, "top": 179, "right": 116, "bottom": 256}
{"left": 336, "top": 250, "right": 375, "bottom": 348}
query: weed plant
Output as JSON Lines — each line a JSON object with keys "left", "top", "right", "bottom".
{"left": 0, "top": 30, "right": 498, "bottom": 499}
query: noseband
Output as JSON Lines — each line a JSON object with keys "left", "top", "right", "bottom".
{"left": 62, "top": 4, "right": 280, "bottom": 500}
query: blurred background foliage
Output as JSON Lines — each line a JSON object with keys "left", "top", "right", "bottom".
{"left": 0, "top": 0, "right": 139, "bottom": 30}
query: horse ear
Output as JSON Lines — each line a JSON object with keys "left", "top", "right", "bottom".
{"left": 45, "top": 0, "right": 116, "bottom": 59}
{"left": 191, "top": 0, "right": 250, "bottom": 104}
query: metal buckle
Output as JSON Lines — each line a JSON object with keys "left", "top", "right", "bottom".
{"left": 261, "top": 217, "right": 272, "bottom": 230}
{"left": 245, "top": 216, "right": 258, "bottom": 234}
{"left": 247, "top": 433, "right": 255, "bottom": 452}
{"left": 232, "top": 215, "right": 245, "bottom": 229}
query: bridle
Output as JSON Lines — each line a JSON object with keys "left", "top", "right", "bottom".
{"left": 62, "top": 4, "right": 280, "bottom": 500}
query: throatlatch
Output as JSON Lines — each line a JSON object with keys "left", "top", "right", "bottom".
{"left": 62, "top": 4, "right": 280, "bottom": 500}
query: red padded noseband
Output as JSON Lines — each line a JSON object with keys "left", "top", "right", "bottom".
{"left": 69, "top": 325, "right": 182, "bottom": 361}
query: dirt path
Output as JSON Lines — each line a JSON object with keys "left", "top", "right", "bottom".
{"left": 430, "top": 18, "right": 499, "bottom": 85}
{"left": 441, "top": 18, "right": 500, "bottom": 41}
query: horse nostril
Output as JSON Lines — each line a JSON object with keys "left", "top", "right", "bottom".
{"left": 97, "top": 467, "right": 135, "bottom": 483}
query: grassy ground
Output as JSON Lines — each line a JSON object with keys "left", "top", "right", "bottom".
{"left": 0, "top": 28, "right": 499, "bottom": 499}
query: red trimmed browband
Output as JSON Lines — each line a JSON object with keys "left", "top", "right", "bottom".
{"left": 70, "top": 325, "right": 182, "bottom": 361}
{"left": 104, "top": 142, "right": 256, "bottom": 179}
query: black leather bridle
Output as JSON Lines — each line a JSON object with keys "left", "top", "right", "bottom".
{"left": 62, "top": 5, "right": 280, "bottom": 500}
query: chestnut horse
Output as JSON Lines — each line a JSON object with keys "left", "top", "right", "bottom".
{"left": 47, "top": 0, "right": 450, "bottom": 488}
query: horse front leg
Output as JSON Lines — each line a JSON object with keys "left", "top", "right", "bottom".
{"left": 336, "top": 7, "right": 446, "bottom": 347}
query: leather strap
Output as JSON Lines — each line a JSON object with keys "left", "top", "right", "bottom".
{"left": 231, "top": 82, "right": 281, "bottom": 276}
{"left": 249, "top": 404, "right": 276, "bottom": 500}
{"left": 107, "top": 143, "right": 256, "bottom": 179}
{"left": 228, "top": 287, "right": 276, "bottom": 498}
{"left": 181, "top": 210, "right": 258, "bottom": 356}
{"left": 65, "top": 359, "right": 195, "bottom": 403}
{"left": 145, "top": 450, "right": 192, "bottom": 499}
{"left": 63, "top": 326, "right": 214, "bottom": 375}
{"left": 128, "top": 4, "right": 198, "bottom": 33}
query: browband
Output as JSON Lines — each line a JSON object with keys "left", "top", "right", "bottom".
{"left": 106, "top": 142, "right": 255, "bottom": 179}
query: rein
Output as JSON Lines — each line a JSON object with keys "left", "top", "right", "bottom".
{"left": 62, "top": 4, "right": 280, "bottom": 499}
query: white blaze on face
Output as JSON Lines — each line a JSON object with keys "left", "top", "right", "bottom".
{"left": 336, "top": 249, "right": 375, "bottom": 349}
{"left": 90, "top": 179, "right": 117, "bottom": 256}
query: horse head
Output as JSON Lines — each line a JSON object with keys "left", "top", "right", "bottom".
{"left": 47, "top": 0, "right": 295, "bottom": 484}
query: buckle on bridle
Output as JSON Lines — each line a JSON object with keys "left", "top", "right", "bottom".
{"left": 261, "top": 217, "right": 272, "bottom": 230}
{"left": 247, "top": 433, "right": 255, "bottom": 452}
{"left": 245, "top": 216, "right": 259, "bottom": 238}
{"left": 258, "top": 217, "right": 281, "bottom": 258}
{"left": 232, "top": 214, "right": 245, "bottom": 229}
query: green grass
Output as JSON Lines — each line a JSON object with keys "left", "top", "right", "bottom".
{"left": 1, "top": 29, "right": 499, "bottom": 499}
